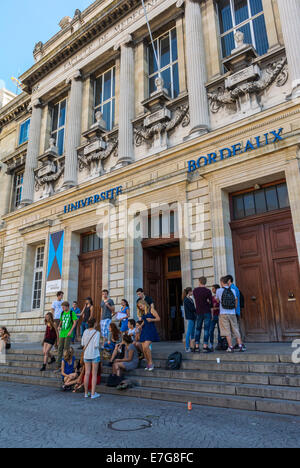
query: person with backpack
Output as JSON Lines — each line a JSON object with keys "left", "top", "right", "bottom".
{"left": 209, "top": 284, "right": 222, "bottom": 351}
{"left": 56, "top": 302, "right": 78, "bottom": 370}
{"left": 216, "top": 277, "right": 245, "bottom": 353}
{"left": 182, "top": 287, "right": 196, "bottom": 353}
{"left": 193, "top": 277, "right": 214, "bottom": 353}
{"left": 226, "top": 275, "right": 246, "bottom": 349}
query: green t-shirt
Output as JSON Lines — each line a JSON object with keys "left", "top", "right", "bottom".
{"left": 60, "top": 310, "right": 78, "bottom": 338}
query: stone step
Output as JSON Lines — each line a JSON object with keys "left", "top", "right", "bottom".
{"left": 98, "top": 385, "right": 300, "bottom": 417}
{"left": 3, "top": 364, "right": 300, "bottom": 402}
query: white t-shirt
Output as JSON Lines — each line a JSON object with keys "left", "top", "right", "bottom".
{"left": 51, "top": 300, "right": 63, "bottom": 320}
{"left": 216, "top": 287, "right": 237, "bottom": 315}
{"left": 82, "top": 329, "right": 100, "bottom": 360}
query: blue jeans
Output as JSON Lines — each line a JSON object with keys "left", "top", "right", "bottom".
{"left": 209, "top": 317, "right": 221, "bottom": 347}
{"left": 195, "top": 313, "right": 211, "bottom": 346}
{"left": 185, "top": 320, "right": 196, "bottom": 349}
{"left": 81, "top": 322, "right": 89, "bottom": 337}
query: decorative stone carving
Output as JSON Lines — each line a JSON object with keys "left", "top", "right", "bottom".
{"left": 34, "top": 139, "right": 64, "bottom": 198}
{"left": 232, "top": 30, "right": 249, "bottom": 53}
{"left": 33, "top": 42, "right": 44, "bottom": 62}
{"left": 208, "top": 57, "right": 288, "bottom": 114}
{"left": 134, "top": 104, "right": 190, "bottom": 147}
{"left": 59, "top": 16, "right": 72, "bottom": 29}
{"left": 78, "top": 138, "right": 118, "bottom": 177}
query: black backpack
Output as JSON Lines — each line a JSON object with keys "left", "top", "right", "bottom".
{"left": 106, "top": 374, "right": 123, "bottom": 387}
{"left": 166, "top": 352, "right": 182, "bottom": 370}
{"left": 221, "top": 287, "right": 236, "bottom": 310}
{"left": 219, "top": 337, "right": 228, "bottom": 351}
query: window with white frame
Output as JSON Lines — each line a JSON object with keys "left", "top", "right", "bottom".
{"left": 94, "top": 67, "right": 116, "bottom": 131}
{"left": 32, "top": 245, "right": 45, "bottom": 310}
{"left": 217, "top": 0, "right": 269, "bottom": 58}
{"left": 19, "top": 119, "right": 30, "bottom": 146}
{"left": 14, "top": 172, "right": 24, "bottom": 209}
{"left": 148, "top": 28, "right": 179, "bottom": 99}
{"left": 51, "top": 99, "right": 67, "bottom": 156}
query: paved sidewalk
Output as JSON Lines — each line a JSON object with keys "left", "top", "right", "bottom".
{"left": 0, "top": 381, "right": 299, "bottom": 448}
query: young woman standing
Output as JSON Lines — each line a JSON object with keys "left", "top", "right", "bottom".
{"left": 82, "top": 318, "right": 101, "bottom": 400}
{"left": 137, "top": 300, "right": 160, "bottom": 371}
{"left": 0, "top": 327, "right": 10, "bottom": 354}
{"left": 40, "top": 313, "right": 57, "bottom": 372}
{"left": 120, "top": 299, "right": 130, "bottom": 334}
{"left": 183, "top": 287, "right": 196, "bottom": 353}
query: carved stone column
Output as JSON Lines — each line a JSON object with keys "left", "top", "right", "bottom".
{"left": 63, "top": 70, "right": 83, "bottom": 188}
{"left": 277, "top": 0, "right": 300, "bottom": 98}
{"left": 21, "top": 99, "right": 43, "bottom": 206}
{"left": 178, "top": 0, "right": 210, "bottom": 137}
{"left": 114, "top": 35, "right": 135, "bottom": 167}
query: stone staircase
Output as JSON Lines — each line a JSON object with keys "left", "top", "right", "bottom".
{"left": 1, "top": 347, "right": 300, "bottom": 416}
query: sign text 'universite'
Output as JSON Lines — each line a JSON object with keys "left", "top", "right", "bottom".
{"left": 64, "top": 186, "right": 123, "bottom": 213}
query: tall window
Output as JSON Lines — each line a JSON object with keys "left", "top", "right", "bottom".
{"left": 32, "top": 245, "right": 45, "bottom": 310}
{"left": 14, "top": 172, "right": 24, "bottom": 209}
{"left": 19, "top": 119, "right": 30, "bottom": 145}
{"left": 148, "top": 28, "right": 179, "bottom": 99}
{"left": 217, "top": 0, "right": 269, "bottom": 58}
{"left": 94, "top": 67, "right": 116, "bottom": 131}
{"left": 51, "top": 99, "right": 67, "bottom": 156}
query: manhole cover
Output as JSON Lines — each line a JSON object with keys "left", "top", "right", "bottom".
{"left": 108, "top": 418, "right": 152, "bottom": 432}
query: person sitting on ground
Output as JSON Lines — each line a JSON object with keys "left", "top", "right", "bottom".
{"left": 0, "top": 327, "right": 10, "bottom": 354}
{"left": 112, "top": 334, "right": 140, "bottom": 389}
{"left": 40, "top": 313, "right": 57, "bottom": 372}
{"left": 104, "top": 323, "right": 121, "bottom": 354}
{"left": 216, "top": 277, "right": 245, "bottom": 353}
{"left": 61, "top": 348, "right": 77, "bottom": 390}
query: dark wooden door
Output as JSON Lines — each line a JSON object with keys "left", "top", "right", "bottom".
{"left": 78, "top": 250, "right": 103, "bottom": 324}
{"left": 143, "top": 248, "right": 165, "bottom": 339}
{"left": 232, "top": 210, "right": 300, "bottom": 342}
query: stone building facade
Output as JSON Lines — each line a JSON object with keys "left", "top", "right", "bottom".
{"left": 0, "top": 0, "right": 300, "bottom": 343}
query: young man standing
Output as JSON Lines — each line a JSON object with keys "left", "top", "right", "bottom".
{"left": 216, "top": 277, "right": 245, "bottom": 353}
{"left": 56, "top": 301, "right": 78, "bottom": 369}
{"left": 226, "top": 275, "right": 246, "bottom": 348}
{"left": 193, "top": 277, "right": 213, "bottom": 353}
{"left": 51, "top": 291, "right": 64, "bottom": 348}
{"left": 136, "top": 288, "right": 154, "bottom": 308}
{"left": 70, "top": 301, "right": 81, "bottom": 344}
{"left": 100, "top": 290, "right": 115, "bottom": 345}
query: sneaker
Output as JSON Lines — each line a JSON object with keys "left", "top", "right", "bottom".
{"left": 226, "top": 347, "right": 234, "bottom": 353}
{"left": 185, "top": 348, "right": 191, "bottom": 353}
{"left": 203, "top": 347, "right": 213, "bottom": 353}
{"left": 194, "top": 347, "right": 200, "bottom": 353}
{"left": 233, "top": 344, "right": 240, "bottom": 350}
{"left": 91, "top": 393, "right": 101, "bottom": 400}
{"left": 49, "top": 357, "right": 56, "bottom": 365}
{"left": 144, "top": 366, "right": 149, "bottom": 371}
{"left": 84, "top": 394, "right": 89, "bottom": 398}
{"left": 239, "top": 345, "right": 246, "bottom": 352}
{"left": 148, "top": 365, "right": 155, "bottom": 371}
{"left": 40, "top": 365, "right": 46, "bottom": 372}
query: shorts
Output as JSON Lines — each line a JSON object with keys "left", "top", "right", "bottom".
{"left": 84, "top": 356, "right": 101, "bottom": 364}
{"left": 44, "top": 339, "right": 55, "bottom": 346}
{"left": 219, "top": 314, "right": 241, "bottom": 340}
{"left": 101, "top": 319, "right": 111, "bottom": 339}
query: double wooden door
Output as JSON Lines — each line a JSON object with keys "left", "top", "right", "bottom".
{"left": 78, "top": 250, "right": 103, "bottom": 324}
{"left": 232, "top": 210, "right": 300, "bottom": 342}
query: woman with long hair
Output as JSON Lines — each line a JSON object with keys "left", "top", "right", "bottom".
{"left": 0, "top": 327, "right": 10, "bottom": 354}
{"left": 137, "top": 300, "right": 160, "bottom": 372}
{"left": 80, "top": 297, "right": 94, "bottom": 341}
{"left": 40, "top": 313, "right": 57, "bottom": 372}
{"left": 112, "top": 334, "right": 140, "bottom": 389}
{"left": 82, "top": 318, "right": 101, "bottom": 400}
{"left": 104, "top": 322, "right": 121, "bottom": 354}
{"left": 182, "top": 287, "right": 196, "bottom": 353}
{"left": 120, "top": 299, "right": 130, "bottom": 334}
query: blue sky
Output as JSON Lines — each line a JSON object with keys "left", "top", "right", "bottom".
{"left": 0, "top": 0, "right": 93, "bottom": 94}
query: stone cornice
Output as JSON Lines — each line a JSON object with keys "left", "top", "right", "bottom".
{"left": 20, "top": 0, "right": 142, "bottom": 93}
{"left": 0, "top": 93, "right": 31, "bottom": 130}
{"left": 18, "top": 219, "right": 54, "bottom": 235}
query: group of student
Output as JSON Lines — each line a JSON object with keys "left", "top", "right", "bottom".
{"left": 40, "top": 288, "right": 161, "bottom": 399}
{"left": 183, "top": 275, "right": 246, "bottom": 354}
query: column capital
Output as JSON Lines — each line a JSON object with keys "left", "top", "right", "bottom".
{"left": 113, "top": 34, "right": 133, "bottom": 52}
{"left": 27, "top": 98, "right": 42, "bottom": 113}
{"left": 66, "top": 69, "right": 82, "bottom": 85}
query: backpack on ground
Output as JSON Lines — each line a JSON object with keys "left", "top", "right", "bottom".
{"left": 106, "top": 374, "right": 123, "bottom": 387}
{"left": 219, "top": 337, "right": 228, "bottom": 351}
{"left": 221, "top": 287, "right": 236, "bottom": 310}
{"left": 166, "top": 352, "right": 182, "bottom": 370}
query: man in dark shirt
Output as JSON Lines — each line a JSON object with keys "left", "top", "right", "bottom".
{"left": 136, "top": 288, "right": 154, "bottom": 308}
{"left": 193, "top": 277, "right": 213, "bottom": 352}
